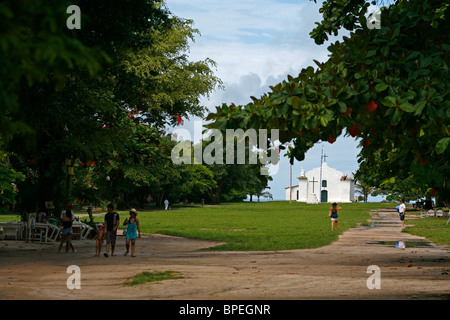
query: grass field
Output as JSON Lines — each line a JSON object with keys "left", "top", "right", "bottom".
{"left": 5, "top": 201, "right": 448, "bottom": 250}
{"left": 403, "top": 217, "right": 450, "bottom": 247}
{"left": 128, "top": 201, "right": 386, "bottom": 251}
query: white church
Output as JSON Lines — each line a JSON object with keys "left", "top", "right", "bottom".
{"left": 285, "top": 160, "right": 355, "bottom": 204}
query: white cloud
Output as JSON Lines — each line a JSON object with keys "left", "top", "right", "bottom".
{"left": 168, "top": 0, "right": 328, "bottom": 85}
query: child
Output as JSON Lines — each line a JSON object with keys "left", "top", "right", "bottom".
{"left": 329, "top": 202, "right": 342, "bottom": 231}
{"left": 94, "top": 223, "right": 105, "bottom": 256}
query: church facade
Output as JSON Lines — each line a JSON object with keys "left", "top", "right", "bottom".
{"left": 285, "top": 162, "right": 355, "bottom": 203}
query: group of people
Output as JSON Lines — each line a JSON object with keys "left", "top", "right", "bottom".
{"left": 57, "top": 203, "right": 141, "bottom": 257}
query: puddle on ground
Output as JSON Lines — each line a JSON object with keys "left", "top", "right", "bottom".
{"left": 369, "top": 221, "right": 398, "bottom": 226}
{"left": 366, "top": 240, "right": 433, "bottom": 248}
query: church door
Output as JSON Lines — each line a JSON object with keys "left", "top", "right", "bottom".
{"left": 321, "top": 190, "right": 328, "bottom": 203}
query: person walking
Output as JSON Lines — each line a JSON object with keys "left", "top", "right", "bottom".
{"left": 123, "top": 208, "right": 141, "bottom": 257}
{"left": 58, "top": 204, "right": 75, "bottom": 253}
{"left": 164, "top": 199, "right": 169, "bottom": 210}
{"left": 329, "top": 202, "right": 342, "bottom": 231}
{"left": 104, "top": 204, "right": 120, "bottom": 257}
{"left": 399, "top": 199, "right": 406, "bottom": 228}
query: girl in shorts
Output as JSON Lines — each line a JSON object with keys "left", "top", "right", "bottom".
{"left": 329, "top": 202, "right": 342, "bottom": 231}
{"left": 94, "top": 223, "right": 105, "bottom": 256}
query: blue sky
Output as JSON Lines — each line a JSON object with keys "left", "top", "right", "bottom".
{"left": 165, "top": 0, "right": 384, "bottom": 201}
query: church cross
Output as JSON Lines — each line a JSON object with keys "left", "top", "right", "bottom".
{"left": 322, "top": 153, "right": 328, "bottom": 162}
{"left": 310, "top": 177, "right": 318, "bottom": 193}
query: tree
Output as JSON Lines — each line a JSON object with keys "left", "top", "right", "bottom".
{"left": 178, "top": 164, "right": 217, "bottom": 203}
{"left": 0, "top": 0, "right": 107, "bottom": 139}
{"left": 246, "top": 164, "right": 272, "bottom": 202}
{"left": 2, "top": 0, "right": 221, "bottom": 213}
{"left": 354, "top": 180, "right": 373, "bottom": 203}
{"left": 0, "top": 152, "right": 25, "bottom": 213}
{"left": 206, "top": 0, "right": 449, "bottom": 204}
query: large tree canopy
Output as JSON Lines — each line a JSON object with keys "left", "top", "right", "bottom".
{"left": 206, "top": 0, "right": 449, "bottom": 204}
{"left": 1, "top": 0, "right": 222, "bottom": 212}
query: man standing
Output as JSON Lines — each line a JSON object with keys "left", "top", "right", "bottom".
{"left": 104, "top": 204, "right": 120, "bottom": 257}
{"left": 399, "top": 199, "right": 406, "bottom": 228}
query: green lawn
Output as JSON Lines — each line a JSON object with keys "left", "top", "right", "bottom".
{"left": 403, "top": 217, "right": 450, "bottom": 247}
{"left": 129, "top": 201, "right": 386, "bottom": 251}
{"left": 0, "top": 213, "right": 21, "bottom": 223}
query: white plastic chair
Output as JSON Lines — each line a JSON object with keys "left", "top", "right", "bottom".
{"left": 80, "top": 223, "right": 93, "bottom": 240}
{"left": 46, "top": 224, "right": 62, "bottom": 242}
{"left": 424, "top": 209, "right": 435, "bottom": 217}
{"left": 3, "top": 222, "right": 20, "bottom": 240}
{"left": 27, "top": 213, "right": 45, "bottom": 242}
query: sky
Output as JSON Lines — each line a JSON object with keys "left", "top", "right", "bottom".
{"left": 165, "top": 0, "right": 385, "bottom": 202}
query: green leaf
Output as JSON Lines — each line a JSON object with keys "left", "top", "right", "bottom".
{"left": 320, "top": 117, "right": 329, "bottom": 127}
{"left": 414, "top": 100, "right": 427, "bottom": 115}
{"left": 399, "top": 102, "right": 416, "bottom": 113}
{"left": 381, "top": 96, "right": 397, "bottom": 107}
{"left": 375, "top": 83, "right": 389, "bottom": 92}
{"left": 419, "top": 129, "right": 425, "bottom": 137}
{"left": 337, "top": 101, "right": 347, "bottom": 113}
{"left": 290, "top": 96, "right": 302, "bottom": 109}
{"left": 391, "top": 109, "right": 401, "bottom": 126}
{"left": 365, "top": 50, "right": 376, "bottom": 58}
{"left": 391, "top": 25, "right": 401, "bottom": 39}
{"left": 436, "top": 137, "right": 450, "bottom": 154}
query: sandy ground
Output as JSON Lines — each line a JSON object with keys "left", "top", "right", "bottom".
{"left": 0, "top": 208, "right": 449, "bottom": 300}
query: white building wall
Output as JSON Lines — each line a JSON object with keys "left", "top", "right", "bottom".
{"left": 285, "top": 186, "right": 299, "bottom": 202}
{"left": 285, "top": 162, "right": 354, "bottom": 203}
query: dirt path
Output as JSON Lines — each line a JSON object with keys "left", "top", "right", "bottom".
{"left": 0, "top": 208, "right": 448, "bottom": 300}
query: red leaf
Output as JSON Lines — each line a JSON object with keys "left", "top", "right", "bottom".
{"left": 328, "top": 136, "right": 336, "bottom": 144}
{"left": 176, "top": 115, "right": 184, "bottom": 125}
{"left": 366, "top": 100, "right": 378, "bottom": 112}
{"left": 349, "top": 124, "right": 358, "bottom": 137}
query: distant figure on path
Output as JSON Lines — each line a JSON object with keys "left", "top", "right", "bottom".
{"left": 398, "top": 199, "right": 406, "bottom": 228}
{"left": 329, "top": 202, "right": 342, "bottom": 231}
{"left": 164, "top": 199, "right": 169, "bottom": 210}
{"left": 123, "top": 208, "right": 141, "bottom": 257}
{"left": 104, "top": 204, "right": 120, "bottom": 257}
